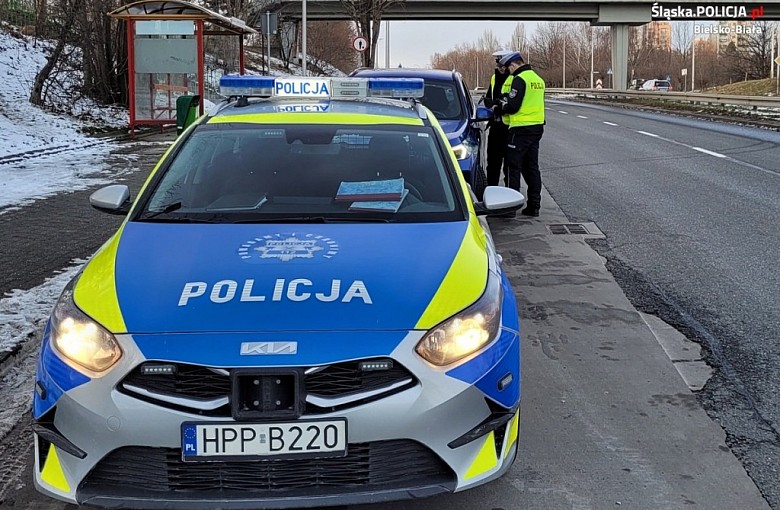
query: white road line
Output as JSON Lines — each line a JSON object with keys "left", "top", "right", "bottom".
{"left": 603, "top": 121, "right": 618, "bottom": 126}
{"left": 692, "top": 147, "right": 727, "bottom": 158}
{"left": 545, "top": 107, "right": 552, "bottom": 110}
{"left": 577, "top": 115, "right": 588, "bottom": 119}
{"left": 632, "top": 131, "right": 777, "bottom": 177}
{"left": 558, "top": 111, "right": 569, "bottom": 114}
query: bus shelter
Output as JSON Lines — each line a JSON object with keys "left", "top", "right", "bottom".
{"left": 109, "top": 0, "right": 257, "bottom": 134}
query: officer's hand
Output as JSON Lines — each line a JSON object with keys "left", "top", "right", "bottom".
{"left": 491, "top": 105, "right": 501, "bottom": 117}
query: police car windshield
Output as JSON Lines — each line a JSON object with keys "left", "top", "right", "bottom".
{"left": 137, "top": 124, "right": 463, "bottom": 223}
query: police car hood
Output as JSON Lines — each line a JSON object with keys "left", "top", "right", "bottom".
{"left": 107, "top": 221, "right": 487, "bottom": 334}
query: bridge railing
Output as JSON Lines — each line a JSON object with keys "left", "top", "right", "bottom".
{"left": 544, "top": 88, "right": 780, "bottom": 109}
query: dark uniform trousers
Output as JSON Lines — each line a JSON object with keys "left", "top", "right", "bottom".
{"left": 486, "top": 121, "right": 509, "bottom": 186}
{"left": 505, "top": 129, "right": 543, "bottom": 207}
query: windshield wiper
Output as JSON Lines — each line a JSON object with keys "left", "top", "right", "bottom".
{"left": 233, "top": 216, "right": 391, "bottom": 224}
{"left": 140, "top": 217, "right": 220, "bottom": 224}
{"left": 140, "top": 202, "right": 182, "bottom": 220}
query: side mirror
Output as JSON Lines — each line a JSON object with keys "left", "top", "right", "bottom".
{"left": 474, "top": 186, "right": 525, "bottom": 216}
{"left": 90, "top": 185, "right": 131, "bottom": 215}
{"left": 470, "top": 106, "right": 492, "bottom": 124}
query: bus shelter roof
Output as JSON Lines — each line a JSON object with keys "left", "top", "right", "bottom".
{"left": 108, "top": 0, "right": 257, "bottom": 34}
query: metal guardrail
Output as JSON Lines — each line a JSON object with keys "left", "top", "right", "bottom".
{"left": 545, "top": 88, "right": 780, "bottom": 109}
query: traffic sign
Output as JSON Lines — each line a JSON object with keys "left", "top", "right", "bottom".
{"left": 352, "top": 37, "right": 368, "bottom": 52}
{"left": 607, "top": 68, "right": 613, "bottom": 75}
{"left": 682, "top": 68, "right": 687, "bottom": 76}
{"left": 775, "top": 56, "right": 780, "bottom": 65}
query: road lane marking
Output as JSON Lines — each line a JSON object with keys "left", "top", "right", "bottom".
{"left": 692, "top": 147, "right": 727, "bottom": 158}
{"left": 577, "top": 115, "right": 588, "bottom": 119}
{"left": 603, "top": 121, "right": 618, "bottom": 126}
{"left": 558, "top": 111, "right": 569, "bottom": 114}
{"left": 628, "top": 131, "right": 778, "bottom": 177}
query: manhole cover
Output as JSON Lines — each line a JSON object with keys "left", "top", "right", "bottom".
{"left": 548, "top": 223, "right": 590, "bottom": 235}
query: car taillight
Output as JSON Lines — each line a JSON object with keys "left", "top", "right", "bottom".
{"left": 653, "top": 86, "right": 658, "bottom": 90}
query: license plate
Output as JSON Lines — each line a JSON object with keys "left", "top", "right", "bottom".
{"left": 181, "top": 419, "right": 347, "bottom": 461}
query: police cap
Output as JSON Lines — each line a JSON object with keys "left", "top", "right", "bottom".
{"left": 499, "top": 51, "right": 523, "bottom": 67}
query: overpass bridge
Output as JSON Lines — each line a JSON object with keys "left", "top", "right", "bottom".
{"left": 269, "top": 0, "right": 780, "bottom": 90}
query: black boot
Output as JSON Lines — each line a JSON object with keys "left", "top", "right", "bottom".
{"left": 521, "top": 203, "right": 540, "bottom": 217}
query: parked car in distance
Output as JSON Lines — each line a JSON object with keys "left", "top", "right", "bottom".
{"left": 641, "top": 79, "right": 672, "bottom": 92}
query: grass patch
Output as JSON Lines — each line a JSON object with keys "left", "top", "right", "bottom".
{"left": 702, "top": 78, "right": 780, "bottom": 97}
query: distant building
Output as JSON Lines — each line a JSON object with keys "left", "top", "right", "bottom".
{"left": 695, "top": 35, "right": 717, "bottom": 54}
{"left": 714, "top": 21, "right": 757, "bottom": 54}
{"left": 642, "top": 21, "right": 672, "bottom": 51}
{"left": 717, "top": 21, "right": 740, "bottom": 52}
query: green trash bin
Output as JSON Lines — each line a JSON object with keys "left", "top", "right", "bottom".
{"left": 176, "top": 95, "right": 201, "bottom": 135}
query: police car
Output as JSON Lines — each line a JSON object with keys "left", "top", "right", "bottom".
{"left": 32, "top": 75, "right": 525, "bottom": 508}
{"left": 351, "top": 68, "right": 491, "bottom": 198}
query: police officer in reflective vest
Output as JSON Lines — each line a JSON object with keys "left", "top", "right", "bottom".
{"left": 491, "top": 51, "right": 545, "bottom": 217}
{"left": 483, "top": 50, "right": 512, "bottom": 186}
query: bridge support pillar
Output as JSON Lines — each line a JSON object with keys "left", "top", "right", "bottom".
{"left": 610, "top": 24, "right": 629, "bottom": 91}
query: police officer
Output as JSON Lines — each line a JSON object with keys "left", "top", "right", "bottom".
{"left": 483, "top": 50, "right": 512, "bottom": 187}
{"left": 491, "top": 51, "right": 545, "bottom": 217}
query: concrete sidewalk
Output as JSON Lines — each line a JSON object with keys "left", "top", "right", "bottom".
{"left": 484, "top": 188, "right": 768, "bottom": 509}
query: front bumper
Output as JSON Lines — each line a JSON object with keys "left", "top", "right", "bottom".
{"left": 33, "top": 329, "right": 520, "bottom": 508}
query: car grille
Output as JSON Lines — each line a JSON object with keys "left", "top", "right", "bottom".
{"left": 119, "top": 358, "right": 416, "bottom": 416}
{"left": 78, "top": 440, "right": 454, "bottom": 497}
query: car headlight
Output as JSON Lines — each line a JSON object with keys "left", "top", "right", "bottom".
{"left": 416, "top": 271, "right": 502, "bottom": 366}
{"left": 451, "top": 142, "right": 472, "bottom": 160}
{"left": 50, "top": 285, "right": 122, "bottom": 374}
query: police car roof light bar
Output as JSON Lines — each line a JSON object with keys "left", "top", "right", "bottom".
{"left": 367, "top": 78, "right": 425, "bottom": 99}
{"left": 219, "top": 75, "right": 425, "bottom": 101}
{"left": 220, "top": 75, "right": 275, "bottom": 98}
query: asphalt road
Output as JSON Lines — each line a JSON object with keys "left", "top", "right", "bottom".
{"left": 0, "top": 106, "right": 778, "bottom": 509}
{"left": 541, "top": 98, "right": 780, "bottom": 506}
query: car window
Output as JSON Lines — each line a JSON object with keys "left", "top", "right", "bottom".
{"left": 138, "top": 123, "right": 463, "bottom": 223}
{"left": 420, "top": 81, "right": 463, "bottom": 120}
{"left": 458, "top": 76, "right": 474, "bottom": 116}
{"left": 657, "top": 81, "right": 671, "bottom": 87}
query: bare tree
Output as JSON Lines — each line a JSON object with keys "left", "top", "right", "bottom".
{"left": 339, "top": 0, "right": 403, "bottom": 68}
{"left": 307, "top": 21, "right": 360, "bottom": 74}
{"left": 740, "top": 20, "right": 774, "bottom": 79}
{"left": 509, "top": 23, "right": 527, "bottom": 54}
{"left": 476, "top": 29, "right": 502, "bottom": 53}
{"left": 30, "top": 0, "right": 84, "bottom": 106}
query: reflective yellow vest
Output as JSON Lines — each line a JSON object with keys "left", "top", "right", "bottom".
{"left": 507, "top": 69, "right": 545, "bottom": 128}
{"left": 500, "top": 75, "right": 514, "bottom": 125}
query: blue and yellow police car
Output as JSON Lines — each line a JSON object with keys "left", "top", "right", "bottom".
{"left": 32, "top": 75, "right": 526, "bottom": 508}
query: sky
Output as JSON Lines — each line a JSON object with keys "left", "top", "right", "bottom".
{"left": 379, "top": 20, "right": 539, "bottom": 68}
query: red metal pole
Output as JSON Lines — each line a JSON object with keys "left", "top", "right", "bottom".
{"left": 239, "top": 33, "right": 245, "bottom": 75}
{"left": 197, "top": 19, "right": 205, "bottom": 115}
{"left": 127, "top": 19, "right": 136, "bottom": 137}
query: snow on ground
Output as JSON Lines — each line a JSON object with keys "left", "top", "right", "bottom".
{"left": 0, "top": 259, "right": 84, "bottom": 438}
{"left": 0, "top": 259, "right": 84, "bottom": 357}
{"left": 0, "top": 28, "right": 126, "bottom": 158}
{"left": 0, "top": 28, "right": 135, "bottom": 211}
{"left": 0, "top": 146, "right": 141, "bottom": 212}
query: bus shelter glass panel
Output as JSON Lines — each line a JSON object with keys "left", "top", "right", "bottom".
{"left": 134, "top": 20, "right": 199, "bottom": 123}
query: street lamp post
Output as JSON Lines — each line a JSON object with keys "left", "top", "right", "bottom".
{"left": 590, "top": 26, "right": 594, "bottom": 89}
{"left": 385, "top": 21, "right": 390, "bottom": 67}
{"left": 691, "top": 21, "right": 695, "bottom": 92}
{"left": 562, "top": 34, "right": 567, "bottom": 89}
{"left": 301, "top": 0, "right": 307, "bottom": 76}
